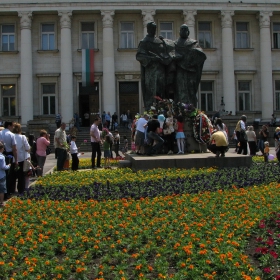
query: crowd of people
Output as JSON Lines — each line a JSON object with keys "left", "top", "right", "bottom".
{"left": 0, "top": 121, "right": 51, "bottom": 206}
{"left": 0, "top": 111, "right": 278, "bottom": 206}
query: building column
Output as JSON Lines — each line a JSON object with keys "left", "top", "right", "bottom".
{"left": 220, "top": 11, "right": 236, "bottom": 114}
{"left": 18, "top": 12, "right": 33, "bottom": 125}
{"left": 183, "top": 10, "right": 197, "bottom": 39}
{"left": 101, "top": 10, "right": 116, "bottom": 114}
{"left": 258, "top": 11, "right": 273, "bottom": 120}
{"left": 58, "top": 11, "right": 73, "bottom": 125}
{"left": 141, "top": 10, "right": 155, "bottom": 38}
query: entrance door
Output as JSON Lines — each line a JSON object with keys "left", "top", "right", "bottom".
{"left": 119, "top": 81, "right": 139, "bottom": 120}
{"left": 79, "top": 82, "right": 99, "bottom": 126}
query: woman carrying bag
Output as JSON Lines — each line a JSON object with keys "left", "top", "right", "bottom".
{"left": 13, "top": 123, "right": 30, "bottom": 194}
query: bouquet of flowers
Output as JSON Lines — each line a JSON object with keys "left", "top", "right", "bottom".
{"left": 101, "top": 128, "right": 109, "bottom": 139}
{"left": 153, "top": 96, "right": 198, "bottom": 118}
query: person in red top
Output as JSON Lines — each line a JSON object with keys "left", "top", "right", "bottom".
{"left": 175, "top": 115, "right": 185, "bottom": 154}
{"left": 36, "top": 130, "right": 50, "bottom": 176}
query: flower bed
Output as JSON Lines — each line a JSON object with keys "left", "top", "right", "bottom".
{"left": 22, "top": 163, "right": 280, "bottom": 201}
{"left": 1, "top": 183, "right": 280, "bottom": 279}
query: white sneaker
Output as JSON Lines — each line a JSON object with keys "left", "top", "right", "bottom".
{"left": 177, "top": 151, "right": 182, "bottom": 154}
{"left": 167, "top": 150, "right": 173, "bottom": 155}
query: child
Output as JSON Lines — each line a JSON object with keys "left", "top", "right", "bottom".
{"left": 0, "top": 143, "right": 11, "bottom": 207}
{"left": 103, "top": 135, "right": 112, "bottom": 169}
{"left": 175, "top": 115, "right": 185, "bottom": 154}
{"left": 70, "top": 135, "right": 79, "bottom": 171}
{"left": 122, "top": 136, "right": 128, "bottom": 155}
{"left": 264, "top": 141, "right": 269, "bottom": 162}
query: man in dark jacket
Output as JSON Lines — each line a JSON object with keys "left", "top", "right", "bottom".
{"left": 146, "top": 115, "right": 164, "bottom": 155}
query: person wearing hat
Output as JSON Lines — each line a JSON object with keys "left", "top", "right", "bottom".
{"left": 146, "top": 114, "right": 164, "bottom": 156}
{"left": 235, "top": 115, "right": 248, "bottom": 155}
{"left": 114, "top": 129, "right": 120, "bottom": 158}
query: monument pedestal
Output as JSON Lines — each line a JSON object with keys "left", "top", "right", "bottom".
{"left": 184, "top": 120, "right": 208, "bottom": 153}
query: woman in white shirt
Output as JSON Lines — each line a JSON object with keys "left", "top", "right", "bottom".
{"left": 246, "top": 126, "right": 257, "bottom": 155}
{"left": 13, "top": 123, "right": 30, "bottom": 194}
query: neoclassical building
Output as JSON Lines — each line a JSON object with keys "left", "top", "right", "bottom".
{"left": 0, "top": 0, "right": 279, "bottom": 128}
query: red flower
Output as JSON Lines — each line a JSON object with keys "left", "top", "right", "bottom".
{"left": 263, "top": 267, "right": 271, "bottom": 274}
{"left": 266, "top": 238, "right": 274, "bottom": 246}
{"left": 255, "top": 247, "right": 269, "bottom": 254}
{"left": 269, "top": 250, "right": 278, "bottom": 259}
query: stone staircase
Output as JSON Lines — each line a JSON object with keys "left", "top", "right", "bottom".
{"left": 68, "top": 126, "right": 133, "bottom": 152}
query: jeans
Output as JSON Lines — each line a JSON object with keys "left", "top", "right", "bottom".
{"left": 91, "top": 142, "right": 101, "bottom": 168}
{"left": 36, "top": 154, "right": 46, "bottom": 176}
{"left": 147, "top": 131, "right": 164, "bottom": 155}
{"left": 56, "top": 148, "right": 67, "bottom": 171}
{"left": 258, "top": 139, "right": 265, "bottom": 155}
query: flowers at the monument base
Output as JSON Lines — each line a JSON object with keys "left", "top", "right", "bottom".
{"left": 153, "top": 96, "right": 212, "bottom": 145}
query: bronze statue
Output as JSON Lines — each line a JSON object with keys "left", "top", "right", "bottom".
{"left": 136, "top": 22, "right": 175, "bottom": 110}
{"left": 174, "top": 24, "right": 206, "bottom": 105}
{"left": 136, "top": 23, "right": 206, "bottom": 108}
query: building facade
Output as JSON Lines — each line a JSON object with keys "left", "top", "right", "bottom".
{"left": 0, "top": 0, "right": 280, "bottom": 128}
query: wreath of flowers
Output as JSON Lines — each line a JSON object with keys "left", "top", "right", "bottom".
{"left": 152, "top": 96, "right": 212, "bottom": 145}
{"left": 193, "top": 113, "right": 213, "bottom": 145}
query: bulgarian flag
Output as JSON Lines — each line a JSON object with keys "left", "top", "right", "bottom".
{"left": 82, "top": 49, "right": 94, "bottom": 87}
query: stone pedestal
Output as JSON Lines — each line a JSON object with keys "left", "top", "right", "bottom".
{"left": 184, "top": 119, "right": 208, "bottom": 153}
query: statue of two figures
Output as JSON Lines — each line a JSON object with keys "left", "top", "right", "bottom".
{"left": 136, "top": 22, "right": 207, "bottom": 110}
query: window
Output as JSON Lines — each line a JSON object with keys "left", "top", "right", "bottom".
{"left": 1, "top": 24, "right": 15, "bottom": 51}
{"left": 200, "top": 81, "right": 213, "bottom": 111}
{"left": 236, "top": 22, "right": 249, "bottom": 48}
{"left": 238, "top": 81, "right": 250, "bottom": 111}
{"left": 42, "top": 84, "right": 56, "bottom": 114}
{"left": 120, "top": 22, "right": 134, "bottom": 48}
{"left": 2, "top": 85, "right": 16, "bottom": 116}
{"left": 198, "top": 22, "right": 212, "bottom": 48}
{"left": 81, "top": 22, "right": 95, "bottom": 49}
{"left": 273, "top": 23, "right": 280, "bottom": 49}
{"left": 160, "top": 22, "right": 173, "bottom": 40}
{"left": 275, "top": 81, "right": 280, "bottom": 110}
{"left": 41, "top": 24, "right": 55, "bottom": 50}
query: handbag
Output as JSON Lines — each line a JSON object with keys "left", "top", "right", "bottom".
{"left": 23, "top": 159, "right": 31, "bottom": 172}
{"left": 46, "top": 147, "right": 51, "bottom": 155}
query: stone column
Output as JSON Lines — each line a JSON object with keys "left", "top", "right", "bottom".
{"left": 258, "top": 11, "right": 273, "bottom": 120}
{"left": 58, "top": 11, "right": 73, "bottom": 125}
{"left": 18, "top": 12, "right": 33, "bottom": 125}
{"left": 220, "top": 11, "right": 236, "bottom": 114}
{"left": 141, "top": 10, "right": 155, "bottom": 38}
{"left": 183, "top": 10, "right": 197, "bottom": 38}
{"left": 101, "top": 10, "right": 116, "bottom": 114}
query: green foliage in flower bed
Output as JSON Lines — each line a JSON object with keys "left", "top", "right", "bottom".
{"left": 22, "top": 163, "right": 280, "bottom": 201}
{"left": 1, "top": 183, "right": 280, "bottom": 279}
